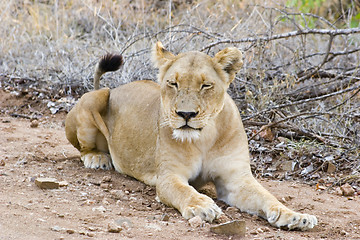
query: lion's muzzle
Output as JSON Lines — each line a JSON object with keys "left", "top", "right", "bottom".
{"left": 176, "top": 111, "right": 198, "bottom": 121}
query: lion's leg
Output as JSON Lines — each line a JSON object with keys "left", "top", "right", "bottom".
{"left": 213, "top": 159, "right": 317, "bottom": 230}
{"left": 65, "top": 89, "right": 112, "bottom": 170}
{"left": 156, "top": 173, "right": 222, "bottom": 222}
{"left": 76, "top": 117, "right": 112, "bottom": 170}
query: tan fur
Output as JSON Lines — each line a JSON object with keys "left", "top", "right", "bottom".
{"left": 65, "top": 42, "right": 317, "bottom": 230}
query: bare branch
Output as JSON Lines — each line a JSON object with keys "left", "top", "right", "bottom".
{"left": 243, "top": 83, "right": 360, "bottom": 121}
{"left": 201, "top": 27, "right": 360, "bottom": 51}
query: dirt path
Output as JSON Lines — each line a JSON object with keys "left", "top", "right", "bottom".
{"left": 1, "top": 115, "right": 359, "bottom": 240}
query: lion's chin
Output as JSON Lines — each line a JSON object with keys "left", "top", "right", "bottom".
{"left": 172, "top": 128, "right": 201, "bottom": 143}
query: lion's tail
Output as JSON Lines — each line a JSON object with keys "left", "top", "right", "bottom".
{"left": 94, "top": 54, "right": 123, "bottom": 90}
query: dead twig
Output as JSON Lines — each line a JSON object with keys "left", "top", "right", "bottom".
{"left": 243, "top": 83, "right": 360, "bottom": 121}
{"left": 201, "top": 27, "right": 360, "bottom": 51}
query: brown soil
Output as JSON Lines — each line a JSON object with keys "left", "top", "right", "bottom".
{"left": 1, "top": 91, "right": 359, "bottom": 240}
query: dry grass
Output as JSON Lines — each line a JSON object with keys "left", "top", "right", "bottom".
{"left": 1, "top": 0, "right": 359, "bottom": 181}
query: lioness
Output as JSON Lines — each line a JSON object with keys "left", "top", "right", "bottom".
{"left": 65, "top": 42, "right": 317, "bottom": 230}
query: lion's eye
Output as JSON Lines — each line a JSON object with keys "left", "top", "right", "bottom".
{"left": 201, "top": 83, "right": 213, "bottom": 90}
{"left": 167, "top": 80, "right": 178, "bottom": 89}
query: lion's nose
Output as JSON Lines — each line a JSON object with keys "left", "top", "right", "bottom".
{"left": 176, "top": 111, "right": 198, "bottom": 121}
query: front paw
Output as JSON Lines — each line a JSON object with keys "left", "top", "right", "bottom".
{"left": 182, "top": 195, "right": 222, "bottom": 222}
{"left": 81, "top": 152, "right": 113, "bottom": 170}
{"left": 267, "top": 206, "right": 317, "bottom": 230}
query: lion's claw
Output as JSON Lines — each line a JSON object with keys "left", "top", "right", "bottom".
{"left": 268, "top": 207, "right": 317, "bottom": 230}
{"left": 81, "top": 152, "right": 113, "bottom": 170}
{"left": 182, "top": 195, "right": 222, "bottom": 222}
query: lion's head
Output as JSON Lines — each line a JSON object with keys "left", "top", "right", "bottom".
{"left": 152, "top": 42, "right": 243, "bottom": 142}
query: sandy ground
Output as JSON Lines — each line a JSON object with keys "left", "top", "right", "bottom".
{"left": 0, "top": 94, "right": 360, "bottom": 240}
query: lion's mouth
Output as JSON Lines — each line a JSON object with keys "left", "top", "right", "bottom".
{"left": 179, "top": 124, "right": 202, "bottom": 131}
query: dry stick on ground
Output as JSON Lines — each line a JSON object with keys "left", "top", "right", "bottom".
{"left": 285, "top": 76, "right": 360, "bottom": 101}
{"left": 243, "top": 83, "right": 360, "bottom": 121}
{"left": 246, "top": 112, "right": 326, "bottom": 142}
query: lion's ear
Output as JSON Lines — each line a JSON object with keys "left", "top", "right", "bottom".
{"left": 152, "top": 42, "right": 175, "bottom": 68}
{"left": 213, "top": 47, "right": 243, "bottom": 83}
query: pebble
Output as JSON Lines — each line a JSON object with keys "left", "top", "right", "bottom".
{"left": 102, "top": 176, "right": 112, "bottom": 182}
{"left": 110, "top": 190, "right": 128, "bottom": 200}
{"left": 100, "top": 183, "right": 111, "bottom": 189}
{"left": 35, "top": 178, "right": 59, "bottom": 189}
{"left": 188, "top": 216, "right": 203, "bottom": 228}
{"left": 50, "top": 226, "right": 63, "bottom": 232}
{"left": 59, "top": 181, "right": 69, "bottom": 187}
{"left": 340, "top": 183, "right": 355, "bottom": 196}
{"left": 30, "top": 120, "right": 39, "bottom": 128}
{"left": 210, "top": 220, "right": 246, "bottom": 236}
{"left": 160, "top": 213, "right": 170, "bottom": 221}
{"left": 108, "top": 222, "right": 122, "bottom": 233}
{"left": 88, "top": 227, "right": 97, "bottom": 231}
{"left": 66, "top": 229, "right": 75, "bottom": 234}
{"left": 327, "top": 162, "right": 336, "bottom": 173}
{"left": 0, "top": 159, "right": 5, "bottom": 166}
{"left": 335, "top": 187, "right": 343, "bottom": 196}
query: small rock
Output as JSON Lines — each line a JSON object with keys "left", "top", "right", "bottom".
{"left": 188, "top": 216, "right": 203, "bottom": 228}
{"left": 50, "top": 226, "right": 63, "bottom": 232}
{"left": 108, "top": 222, "right": 122, "bottom": 233}
{"left": 327, "top": 162, "right": 336, "bottom": 173}
{"left": 35, "top": 178, "right": 59, "bottom": 189}
{"left": 87, "top": 232, "right": 95, "bottom": 237}
{"left": 59, "top": 181, "right": 69, "bottom": 187}
{"left": 335, "top": 187, "right": 343, "bottom": 196}
{"left": 160, "top": 213, "right": 170, "bottom": 221}
{"left": 66, "top": 229, "right": 75, "bottom": 234}
{"left": 249, "top": 229, "right": 258, "bottom": 235}
{"left": 102, "top": 176, "right": 112, "bottom": 182}
{"left": 0, "top": 159, "right": 5, "bottom": 166}
{"left": 30, "top": 120, "right": 39, "bottom": 128}
{"left": 341, "top": 183, "right": 355, "bottom": 196}
{"left": 210, "top": 220, "right": 246, "bottom": 236}
{"left": 110, "top": 190, "right": 128, "bottom": 200}
{"left": 100, "top": 183, "right": 111, "bottom": 189}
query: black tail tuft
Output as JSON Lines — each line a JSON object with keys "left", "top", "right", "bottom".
{"left": 98, "top": 54, "right": 124, "bottom": 73}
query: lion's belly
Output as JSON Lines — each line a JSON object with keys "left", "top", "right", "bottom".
{"left": 106, "top": 81, "right": 160, "bottom": 186}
